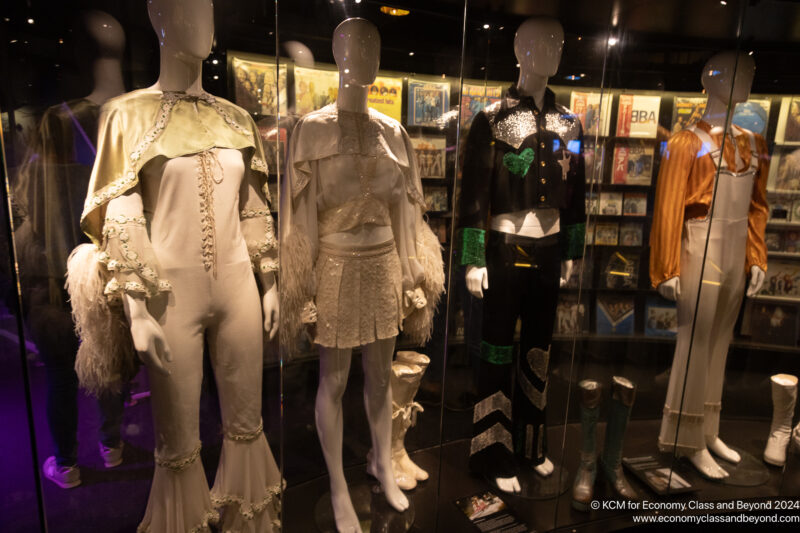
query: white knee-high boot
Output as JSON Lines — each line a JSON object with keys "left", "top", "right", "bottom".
{"left": 764, "top": 374, "right": 798, "bottom": 467}
{"left": 393, "top": 351, "right": 430, "bottom": 482}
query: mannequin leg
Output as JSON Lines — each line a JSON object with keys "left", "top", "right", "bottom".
{"left": 702, "top": 267, "right": 745, "bottom": 464}
{"left": 138, "top": 273, "right": 218, "bottom": 532}
{"left": 316, "top": 346, "right": 360, "bottom": 533}
{"left": 362, "top": 337, "right": 409, "bottom": 512}
{"left": 516, "top": 243, "right": 560, "bottom": 477}
{"left": 208, "top": 264, "right": 281, "bottom": 532}
{"left": 658, "top": 225, "right": 728, "bottom": 479}
{"left": 470, "top": 233, "right": 520, "bottom": 493}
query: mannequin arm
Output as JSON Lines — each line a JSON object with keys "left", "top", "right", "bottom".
{"left": 560, "top": 259, "right": 574, "bottom": 287}
{"left": 258, "top": 270, "right": 279, "bottom": 340}
{"left": 122, "top": 293, "right": 171, "bottom": 375}
{"left": 466, "top": 265, "right": 489, "bottom": 299}
{"left": 657, "top": 276, "right": 680, "bottom": 301}
{"left": 747, "top": 266, "right": 765, "bottom": 297}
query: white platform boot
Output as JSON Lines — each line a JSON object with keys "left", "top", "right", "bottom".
{"left": 393, "top": 351, "right": 431, "bottom": 483}
{"left": 764, "top": 374, "right": 798, "bottom": 467}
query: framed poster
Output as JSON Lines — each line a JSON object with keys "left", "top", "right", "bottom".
{"left": 230, "top": 55, "right": 288, "bottom": 115}
{"left": 460, "top": 82, "right": 504, "bottom": 125}
{"left": 294, "top": 66, "right": 339, "bottom": 116}
{"left": 408, "top": 79, "right": 450, "bottom": 126}
{"left": 367, "top": 76, "right": 404, "bottom": 122}
{"left": 411, "top": 136, "right": 446, "bottom": 178}
{"left": 671, "top": 96, "right": 706, "bottom": 134}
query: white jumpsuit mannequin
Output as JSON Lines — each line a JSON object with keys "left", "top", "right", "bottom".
{"left": 658, "top": 125, "right": 759, "bottom": 464}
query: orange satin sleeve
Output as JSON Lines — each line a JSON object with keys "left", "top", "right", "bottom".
{"left": 745, "top": 133, "right": 770, "bottom": 274}
{"left": 649, "top": 130, "right": 704, "bottom": 288}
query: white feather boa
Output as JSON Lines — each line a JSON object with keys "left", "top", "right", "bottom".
{"left": 65, "top": 244, "right": 137, "bottom": 395}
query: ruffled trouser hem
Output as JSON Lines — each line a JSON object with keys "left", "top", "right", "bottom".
{"left": 210, "top": 431, "right": 283, "bottom": 533}
{"left": 136, "top": 450, "right": 219, "bottom": 533}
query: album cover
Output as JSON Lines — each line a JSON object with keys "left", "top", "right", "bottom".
{"left": 586, "top": 223, "right": 595, "bottom": 246}
{"left": 460, "top": 82, "right": 503, "bottom": 125}
{"left": 750, "top": 303, "right": 799, "bottom": 346}
{"left": 455, "top": 490, "right": 528, "bottom": 531}
{"left": 564, "top": 258, "right": 593, "bottom": 289}
{"left": 585, "top": 192, "right": 599, "bottom": 216}
{"left": 231, "top": 55, "right": 288, "bottom": 116}
{"left": 424, "top": 186, "right": 449, "bottom": 212}
{"left": 411, "top": 136, "right": 447, "bottom": 178}
{"left": 619, "top": 222, "right": 643, "bottom": 247}
{"left": 596, "top": 295, "right": 635, "bottom": 335}
{"left": 570, "top": 91, "right": 612, "bottom": 137}
{"left": 616, "top": 94, "right": 661, "bottom": 138}
{"left": 784, "top": 231, "right": 800, "bottom": 253}
{"left": 765, "top": 231, "right": 784, "bottom": 252}
{"left": 294, "top": 66, "right": 339, "bottom": 116}
{"left": 760, "top": 261, "right": 800, "bottom": 299}
{"left": 599, "top": 192, "right": 623, "bottom": 215}
{"left": 408, "top": 79, "right": 450, "bottom": 126}
{"left": 623, "top": 192, "right": 647, "bottom": 216}
{"left": 612, "top": 140, "right": 655, "bottom": 185}
{"left": 555, "top": 293, "right": 590, "bottom": 335}
{"left": 602, "top": 249, "right": 640, "bottom": 289}
{"left": 268, "top": 183, "right": 278, "bottom": 213}
{"left": 775, "top": 96, "right": 800, "bottom": 144}
{"left": 367, "top": 76, "right": 404, "bottom": 122}
{"left": 671, "top": 96, "right": 706, "bottom": 134}
{"left": 623, "top": 456, "right": 696, "bottom": 495}
{"left": 768, "top": 148, "right": 800, "bottom": 192}
{"left": 583, "top": 139, "right": 605, "bottom": 184}
{"left": 769, "top": 200, "right": 792, "bottom": 223}
{"left": 594, "top": 222, "right": 619, "bottom": 246}
{"left": 732, "top": 98, "right": 771, "bottom": 137}
{"left": 645, "top": 297, "right": 678, "bottom": 337}
{"left": 792, "top": 200, "right": 800, "bottom": 223}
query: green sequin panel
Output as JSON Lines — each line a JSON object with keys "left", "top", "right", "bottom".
{"left": 562, "top": 222, "right": 586, "bottom": 260}
{"left": 481, "top": 341, "right": 514, "bottom": 365}
{"left": 458, "top": 227, "right": 486, "bottom": 267}
{"left": 502, "top": 147, "right": 535, "bottom": 177}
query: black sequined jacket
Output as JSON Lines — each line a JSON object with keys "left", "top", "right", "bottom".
{"left": 457, "top": 86, "right": 586, "bottom": 266}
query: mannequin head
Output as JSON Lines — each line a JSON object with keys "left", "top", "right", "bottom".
{"left": 514, "top": 17, "right": 564, "bottom": 79}
{"left": 332, "top": 18, "right": 380, "bottom": 86}
{"left": 147, "top": 0, "right": 214, "bottom": 61}
{"left": 83, "top": 10, "right": 125, "bottom": 58}
{"left": 701, "top": 51, "right": 755, "bottom": 105}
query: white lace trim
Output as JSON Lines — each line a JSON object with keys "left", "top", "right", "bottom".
{"left": 210, "top": 483, "right": 282, "bottom": 522}
{"left": 224, "top": 421, "right": 264, "bottom": 442}
{"left": 251, "top": 155, "right": 269, "bottom": 176}
{"left": 241, "top": 207, "right": 270, "bottom": 219}
{"left": 155, "top": 444, "right": 202, "bottom": 472}
{"left": 197, "top": 150, "right": 223, "bottom": 277}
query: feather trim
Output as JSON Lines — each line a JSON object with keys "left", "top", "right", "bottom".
{"left": 402, "top": 217, "right": 445, "bottom": 345}
{"left": 279, "top": 231, "right": 316, "bottom": 351}
{"left": 66, "top": 244, "right": 138, "bottom": 395}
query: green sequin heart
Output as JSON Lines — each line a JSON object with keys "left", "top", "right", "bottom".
{"left": 502, "top": 147, "right": 535, "bottom": 177}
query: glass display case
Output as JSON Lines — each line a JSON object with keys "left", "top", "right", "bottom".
{"left": 3, "top": 1, "right": 800, "bottom": 532}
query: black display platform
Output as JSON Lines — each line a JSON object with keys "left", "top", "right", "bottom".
{"left": 313, "top": 483, "right": 415, "bottom": 533}
{"left": 719, "top": 446, "right": 771, "bottom": 487}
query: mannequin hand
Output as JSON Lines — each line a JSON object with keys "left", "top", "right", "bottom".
{"left": 747, "top": 266, "right": 766, "bottom": 297}
{"left": 122, "top": 294, "right": 171, "bottom": 376}
{"left": 657, "top": 277, "right": 680, "bottom": 302}
{"left": 465, "top": 265, "right": 488, "bottom": 299}
{"left": 262, "top": 283, "right": 279, "bottom": 340}
{"left": 560, "top": 259, "right": 574, "bottom": 287}
{"left": 404, "top": 287, "right": 427, "bottom": 310}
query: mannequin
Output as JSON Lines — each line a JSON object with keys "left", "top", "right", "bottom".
{"left": 458, "top": 17, "right": 586, "bottom": 493}
{"left": 650, "top": 51, "right": 768, "bottom": 479}
{"left": 14, "top": 10, "right": 127, "bottom": 489}
{"left": 83, "top": 10, "right": 126, "bottom": 105}
{"left": 68, "top": 0, "right": 282, "bottom": 531}
{"left": 282, "top": 18, "right": 443, "bottom": 533}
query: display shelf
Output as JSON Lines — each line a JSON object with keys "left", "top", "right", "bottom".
{"left": 767, "top": 251, "right": 800, "bottom": 258}
{"left": 767, "top": 220, "right": 800, "bottom": 228}
{"left": 749, "top": 294, "right": 800, "bottom": 304}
